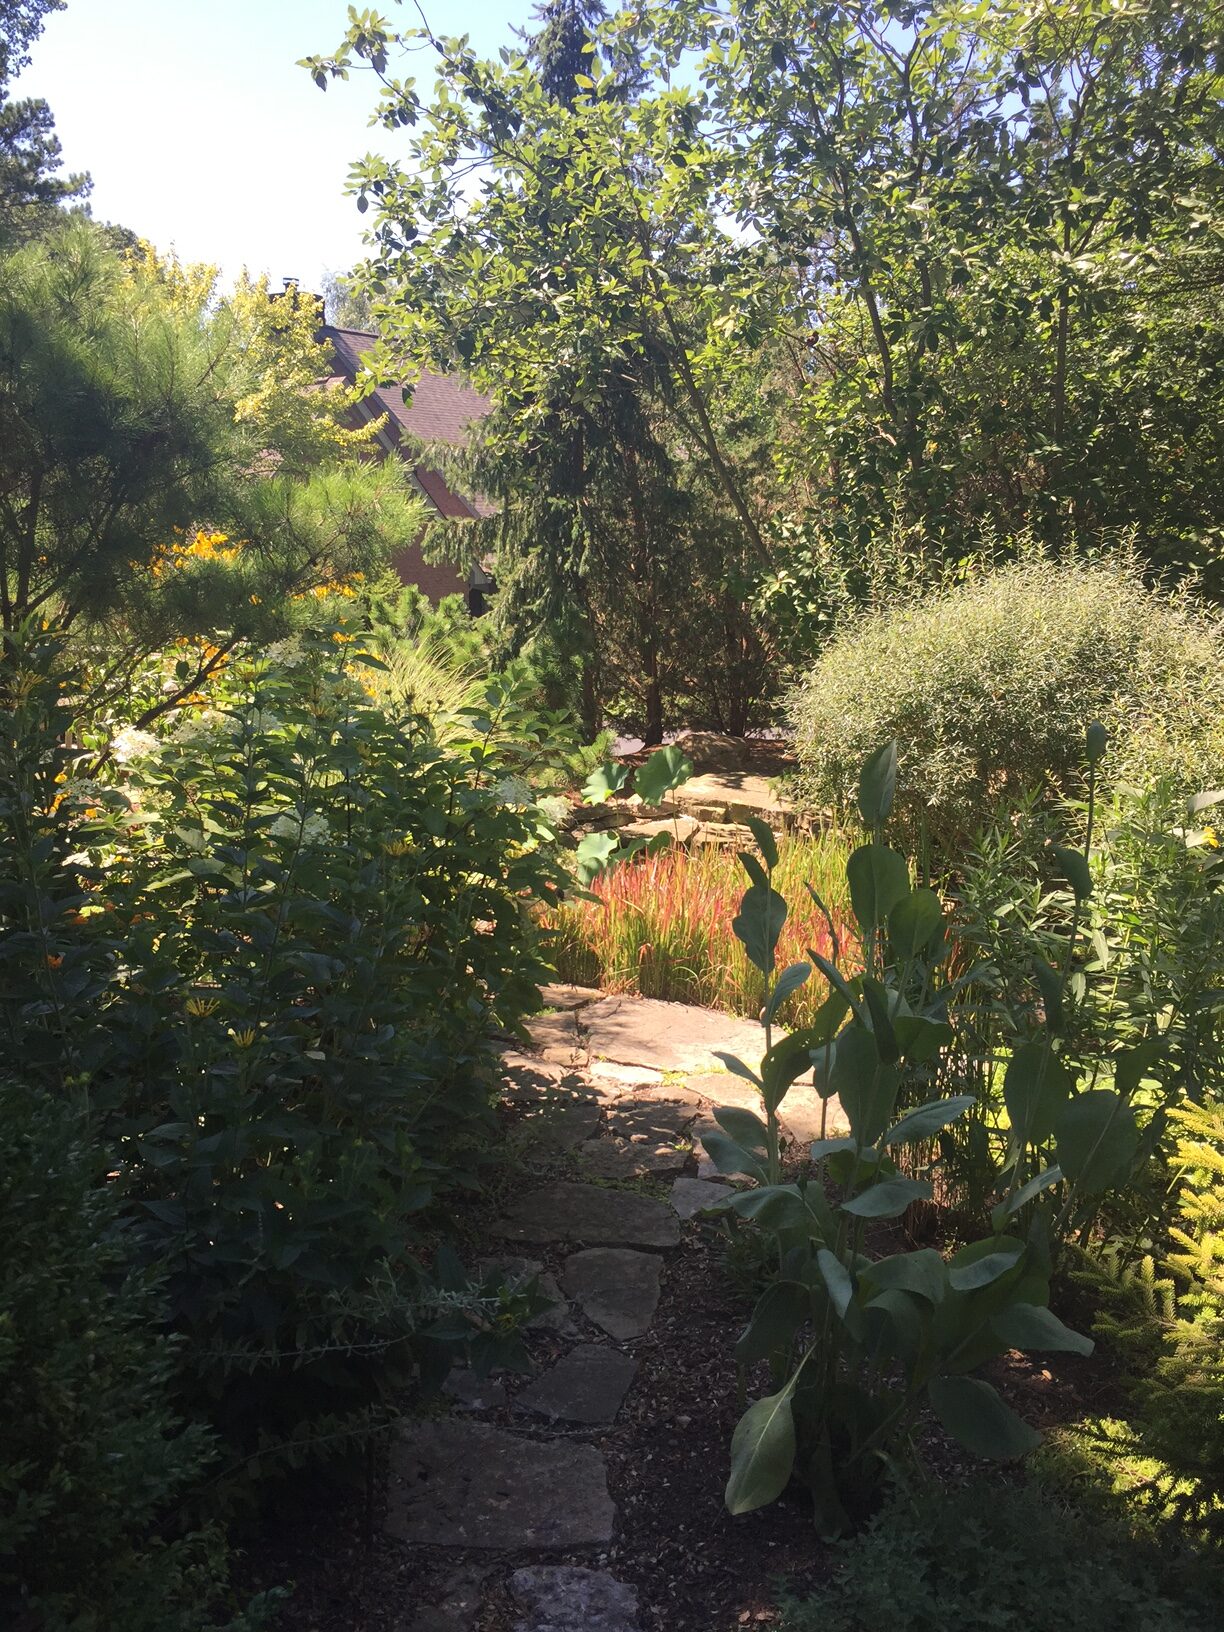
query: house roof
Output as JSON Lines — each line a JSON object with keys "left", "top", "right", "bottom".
{"left": 323, "top": 325, "right": 494, "bottom": 520}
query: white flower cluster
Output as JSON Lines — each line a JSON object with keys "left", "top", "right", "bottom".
{"left": 171, "top": 709, "right": 226, "bottom": 746}
{"left": 265, "top": 636, "right": 305, "bottom": 669}
{"left": 110, "top": 726, "right": 159, "bottom": 764}
{"left": 535, "top": 794, "right": 571, "bottom": 826}
{"left": 495, "top": 775, "right": 533, "bottom": 807}
{"left": 269, "top": 810, "right": 330, "bottom": 848}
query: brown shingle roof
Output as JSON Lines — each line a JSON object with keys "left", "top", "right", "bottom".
{"left": 324, "top": 326, "right": 494, "bottom": 519}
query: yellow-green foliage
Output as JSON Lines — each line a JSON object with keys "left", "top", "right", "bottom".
{"left": 789, "top": 558, "right": 1222, "bottom": 851}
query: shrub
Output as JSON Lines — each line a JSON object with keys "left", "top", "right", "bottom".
{"left": 789, "top": 558, "right": 1222, "bottom": 851}
{"left": 0, "top": 1079, "right": 263, "bottom": 1632}
{"left": 774, "top": 1477, "right": 1216, "bottom": 1632}
{"left": 0, "top": 621, "right": 567, "bottom": 1475}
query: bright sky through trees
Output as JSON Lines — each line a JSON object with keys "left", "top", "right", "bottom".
{"left": 13, "top": 0, "right": 534, "bottom": 285}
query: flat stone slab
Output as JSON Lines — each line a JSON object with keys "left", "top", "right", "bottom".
{"left": 494, "top": 1182, "right": 680, "bottom": 1250}
{"left": 387, "top": 1422, "right": 614, "bottom": 1549}
{"left": 516, "top": 1099, "right": 603, "bottom": 1156}
{"left": 562, "top": 1248, "right": 661, "bottom": 1340}
{"left": 509, "top": 1565, "right": 640, "bottom": 1632}
{"left": 444, "top": 1368, "right": 508, "bottom": 1412}
{"left": 620, "top": 814, "right": 700, "bottom": 847}
{"left": 479, "top": 1256, "right": 575, "bottom": 1336}
{"left": 540, "top": 983, "right": 604, "bottom": 1011}
{"left": 605, "top": 1098, "right": 698, "bottom": 1140}
{"left": 582, "top": 994, "right": 767, "bottom": 1076}
{"left": 670, "top": 1176, "right": 732, "bottom": 1219}
{"left": 513, "top": 1343, "right": 637, "bottom": 1425}
{"left": 673, "top": 770, "right": 789, "bottom": 825}
{"left": 578, "top": 1138, "right": 687, "bottom": 1180}
{"left": 406, "top": 1564, "right": 493, "bottom": 1632}
{"left": 587, "top": 1060, "right": 666, "bottom": 1093}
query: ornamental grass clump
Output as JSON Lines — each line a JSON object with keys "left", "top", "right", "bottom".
{"left": 545, "top": 832, "right": 856, "bottom": 1026}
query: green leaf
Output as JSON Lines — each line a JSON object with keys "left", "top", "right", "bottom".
{"left": 888, "top": 887, "right": 943, "bottom": 958}
{"left": 1051, "top": 845, "right": 1093, "bottom": 901}
{"left": 725, "top": 1385, "right": 797, "bottom": 1514}
{"left": 857, "top": 740, "right": 898, "bottom": 827}
{"left": 810, "top": 953, "right": 862, "bottom": 1021}
{"left": 883, "top": 1094, "right": 975, "bottom": 1148}
{"left": 1188, "top": 789, "right": 1224, "bottom": 816}
{"left": 745, "top": 815, "right": 778, "bottom": 870}
{"left": 700, "top": 1128, "right": 766, "bottom": 1182}
{"left": 634, "top": 746, "right": 692, "bottom": 807}
{"left": 1054, "top": 1089, "right": 1140, "bottom": 1195}
{"left": 574, "top": 828, "right": 619, "bottom": 885}
{"left": 847, "top": 843, "right": 910, "bottom": 931}
{"left": 581, "top": 760, "right": 631, "bottom": 805}
{"left": 1032, "top": 960, "right": 1065, "bottom": 1034}
{"left": 841, "top": 1176, "right": 932, "bottom": 1219}
{"left": 997, "top": 1165, "right": 1063, "bottom": 1223}
{"left": 765, "top": 961, "right": 812, "bottom": 1023}
{"left": 1004, "top": 1042, "right": 1074, "bottom": 1147}
{"left": 735, "top": 1281, "right": 809, "bottom": 1364}
{"left": 948, "top": 1239, "right": 1025, "bottom": 1291}
{"left": 817, "top": 1248, "right": 854, "bottom": 1318}
{"left": 712, "top": 1051, "right": 763, "bottom": 1087}
{"left": 892, "top": 1014, "right": 954, "bottom": 1064}
{"left": 991, "top": 1303, "right": 1093, "bottom": 1356}
{"left": 860, "top": 1248, "right": 947, "bottom": 1305}
{"left": 830, "top": 1023, "right": 900, "bottom": 1147}
{"left": 928, "top": 1375, "right": 1041, "bottom": 1460}
{"left": 714, "top": 1105, "right": 769, "bottom": 1152}
{"left": 732, "top": 883, "right": 788, "bottom": 976}
{"left": 760, "top": 1027, "right": 824, "bottom": 1115}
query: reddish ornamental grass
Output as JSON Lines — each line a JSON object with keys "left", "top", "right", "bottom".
{"left": 543, "top": 832, "right": 858, "bottom": 1028}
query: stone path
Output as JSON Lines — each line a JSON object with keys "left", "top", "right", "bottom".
{"left": 393, "top": 984, "right": 847, "bottom": 1632}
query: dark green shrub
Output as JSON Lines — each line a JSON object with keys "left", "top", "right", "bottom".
{"left": 0, "top": 623, "right": 566, "bottom": 1474}
{"left": 789, "top": 558, "right": 1221, "bottom": 851}
{"left": 0, "top": 1080, "right": 262, "bottom": 1632}
{"left": 775, "top": 1477, "right": 1216, "bottom": 1632}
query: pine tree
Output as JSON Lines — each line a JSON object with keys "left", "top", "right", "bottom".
{"left": 0, "top": 0, "right": 89, "bottom": 244}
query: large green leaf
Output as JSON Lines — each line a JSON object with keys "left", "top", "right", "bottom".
{"left": 947, "top": 1237, "right": 1025, "bottom": 1291}
{"left": 841, "top": 1176, "right": 932, "bottom": 1219}
{"left": 735, "top": 1280, "right": 810, "bottom": 1364}
{"left": 574, "top": 828, "right": 619, "bottom": 885}
{"left": 700, "top": 1128, "right": 766, "bottom": 1181}
{"left": 888, "top": 887, "right": 944, "bottom": 958}
{"left": 581, "top": 760, "right": 630, "bottom": 805}
{"left": 765, "top": 961, "right": 812, "bottom": 1023}
{"left": 847, "top": 843, "right": 910, "bottom": 931}
{"left": 714, "top": 1105, "right": 769, "bottom": 1152}
{"left": 991, "top": 1303, "right": 1094, "bottom": 1356}
{"left": 882, "top": 1094, "right": 975, "bottom": 1149}
{"left": 1051, "top": 844, "right": 1093, "bottom": 902}
{"left": 1054, "top": 1089, "right": 1140, "bottom": 1195}
{"left": 725, "top": 1386, "right": 798, "bottom": 1515}
{"left": 732, "top": 882, "right": 788, "bottom": 976}
{"left": 928, "top": 1375, "right": 1041, "bottom": 1460}
{"left": 830, "top": 1023, "right": 900, "bottom": 1147}
{"left": 857, "top": 740, "right": 898, "bottom": 827}
{"left": 633, "top": 745, "right": 693, "bottom": 807}
{"left": 744, "top": 815, "right": 779, "bottom": 870}
{"left": 817, "top": 1248, "right": 854, "bottom": 1318}
{"left": 1004, "top": 1042, "right": 1074, "bottom": 1147}
{"left": 860, "top": 1248, "right": 947, "bottom": 1306}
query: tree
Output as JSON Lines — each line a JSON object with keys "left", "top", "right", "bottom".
{"left": 633, "top": 0, "right": 1224, "bottom": 595}
{"left": 304, "top": 7, "right": 779, "bottom": 739}
{"left": 0, "top": 224, "right": 423, "bottom": 726}
{"left": 0, "top": 0, "right": 89, "bottom": 244}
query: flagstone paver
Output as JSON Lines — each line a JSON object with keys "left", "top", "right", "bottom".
{"left": 386, "top": 1422, "right": 615, "bottom": 1549}
{"left": 508, "top": 1565, "right": 641, "bottom": 1632}
{"left": 512, "top": 1343, "right": 638, "bottom": 1425}
{"left": 578, "top": 992, "right": 773, "bottom": 1075}
{"left": 560, "top": 1248, "right": 661, "bottom": 1340}
{"left": 577, "top": 1137, "right": 688, "bottom": 1180}
{"left": 494, "top": 1181, "right": 680, "bottom": 1250}
{"left": 669, "top": 1175, "right": 732, "bottom": 1219}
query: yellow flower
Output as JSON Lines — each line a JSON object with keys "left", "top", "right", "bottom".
{"left": 1204, "top": 825, "right": 1219, "bottom": 850}
{"left": 186, "top": 996, "right": 220, "bottom": 1017}
{"left": 228, "top": 1026, "right": 258, "bottom": 1049}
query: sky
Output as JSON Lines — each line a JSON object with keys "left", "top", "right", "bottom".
{"left": 14, "top": 0, "right": 537, "bottom": 288}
